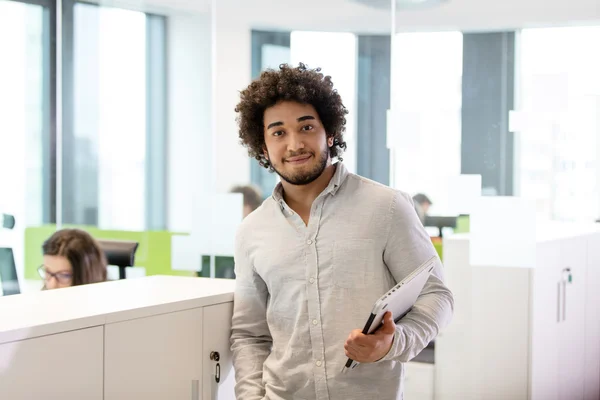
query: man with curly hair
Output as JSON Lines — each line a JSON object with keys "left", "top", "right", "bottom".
{"left": 230, "top": 63, "right": 453, "bottom": 400}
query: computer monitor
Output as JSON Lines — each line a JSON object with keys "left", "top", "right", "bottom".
{"left": 423, "top": 215, "right": 458, "bottom": 238}
{"left": 0, "top": 247, "right": 20, "bottom": 296}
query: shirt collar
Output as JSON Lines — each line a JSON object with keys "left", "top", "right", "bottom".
{"left": 271, "top": 162, "right": 349, "bottom": 205}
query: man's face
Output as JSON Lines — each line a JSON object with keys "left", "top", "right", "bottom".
{"left": 263, "top": 101, "right": 333, "bottom": 186}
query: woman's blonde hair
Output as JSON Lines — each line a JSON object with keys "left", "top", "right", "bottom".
{"left": 42, "top": 229, "right": 107, "bottom": 285}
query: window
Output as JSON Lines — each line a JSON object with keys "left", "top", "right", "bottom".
{"left": 0, "top": 0, "right": 50, "bottom": 280}
{"left": 518, "top": 26, "right": 600, "bottom": 222}
{"left": 250, "top": 31, "right": 291, "bottom": 199}
{"left": 62, "top": 3, "right": 167, "bottom": 230}
{"left": 389, "top": 32, "right": 463, "bottom": 214}
{"left": 290, "top": 31, "right": 358, "bottom": 174}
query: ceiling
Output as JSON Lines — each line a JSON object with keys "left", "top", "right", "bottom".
{"left": 101, "top": 0, "right": 600, "bottom": 33}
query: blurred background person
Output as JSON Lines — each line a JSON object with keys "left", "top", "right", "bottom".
{"left": 39, "top": 229, "right": 107, "bottom": 290}
{"left": 230, "top": 184, "right": 263, "bottom": 218}
{"left": 412, "top": 193, "right": 433, "bottom": 225}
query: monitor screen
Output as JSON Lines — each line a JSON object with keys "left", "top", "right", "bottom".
{"left": 0, "top": 247, "right": 20, "bottom": 296}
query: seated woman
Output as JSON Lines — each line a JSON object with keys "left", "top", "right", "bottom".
{"left": 38, "top": 229, "right": 107, "bottom": 289}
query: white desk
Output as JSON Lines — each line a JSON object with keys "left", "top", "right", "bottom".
{"left": 0, "top": 275, "right": 236, "bottom": 400}
{"left": 431, "top": 226, "right": 600, "bottom": 400}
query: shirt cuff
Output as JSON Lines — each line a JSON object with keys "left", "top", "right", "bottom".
{"left": 377, "top": 326, "right": 402, "bottom": 363}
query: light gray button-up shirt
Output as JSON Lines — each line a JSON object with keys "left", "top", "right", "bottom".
{"left": 230, "top": 163, "right": 454, "bottom": 400}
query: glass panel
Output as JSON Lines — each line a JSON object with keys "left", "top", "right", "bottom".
{"left": 518, "top": 26, "right": 600, "bottom": 222}
{"left": 389, "top": 31, "right": 463, "bottom": 215}
{"left": 68, "top": 3, "right": 147, "bottom": 231}
{"left": 0, "top": 0, "right": 46, "bottom": 293}
{"left": 291, "top": 31, "right": 358, "bottom": 174}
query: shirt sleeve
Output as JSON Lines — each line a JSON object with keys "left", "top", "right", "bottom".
{"left": 230, "top": 229, "right": 272, "bottom": 399}
{"left": 379, "top": 190, "right": 454, "bottom": 363}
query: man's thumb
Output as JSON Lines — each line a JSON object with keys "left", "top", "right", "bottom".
{"left": 380, "top": 311, "right": 396, "bottom": 334}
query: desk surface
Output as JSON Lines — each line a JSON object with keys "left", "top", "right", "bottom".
{"left": 0, "top": 275, "right": 236, "bottom": 345}
{"left": 447, "top": 222, "right": 600, "bottom": 244}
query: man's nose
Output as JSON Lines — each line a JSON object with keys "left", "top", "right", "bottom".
{"left": 287, "top": 132, "right": 305, "bottom": 152}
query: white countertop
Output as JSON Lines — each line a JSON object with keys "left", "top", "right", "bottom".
{"left": 445, "top": 222, "right": 600, "bottom": 244}
{"left": 0, "top": 275, "right": 236, "bottom": 345}
{"left": 534, "top": 221, "right": 600, "bottom": 242}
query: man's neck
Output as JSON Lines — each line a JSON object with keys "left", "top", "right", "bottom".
{"left": 281, "top": 163, "right": 337, "bottom": 214}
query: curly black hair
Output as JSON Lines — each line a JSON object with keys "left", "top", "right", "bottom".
{"left": 235, "top": 63, "right": 348, "bottom": 170}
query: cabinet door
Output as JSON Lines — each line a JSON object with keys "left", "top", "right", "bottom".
{"left": 202, "top": 302, "right": 235, "bottom": 400}
{"left": 0, "top": 326, "right": 103, "bottom": 400}
{"left": 104, "top": 308, "right": 203, "bottom": 400}
{"left": 584, "top": 233, "right": 600, "bottom": 400}
{"left": 531, "top": 241, "right": 560, "bottom": 400}
{"left": 403, "top": 361, "right": 435, "bottom": 400}
{"left": 558, "top": 237, "right": 587, "bottom": 400}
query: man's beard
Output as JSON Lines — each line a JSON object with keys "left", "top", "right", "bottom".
{"left": 271, "top": 150, "right": 329, "bottom": 186}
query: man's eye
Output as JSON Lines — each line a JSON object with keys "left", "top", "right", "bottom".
{"left": 273, "top": 131, "right": 284, "bottom": 137}
{"left": 302, "top": 125, "right": 313, "bottom": 131}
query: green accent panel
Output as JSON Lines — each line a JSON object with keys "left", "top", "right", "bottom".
{"left": 455, "top": 215, "right": 470, "bottom": 233}
{"left": 432, "top": 240, "right": 444, "bottom": 261}
{"left": 24, "top": 225, "right": 194, "bottom": 280}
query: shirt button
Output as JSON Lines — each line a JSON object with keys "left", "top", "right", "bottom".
{"left": 306, "top": 239, "right": 313, "bottom": 245}
{"left": 309, "top": 277, "right": 315, "bottom": 284}
{"left": 316, "top": 360, "right": 322, "bottom": 367}
{"left": 312, "top": 319, "right": 318, "bottom": 325}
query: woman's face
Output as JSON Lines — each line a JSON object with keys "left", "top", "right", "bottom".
{"left": 40, "top": 255, "right": 73, "bottom": 289}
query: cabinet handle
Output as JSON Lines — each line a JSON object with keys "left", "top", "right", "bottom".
{"left": 192, "top": 379, "right": 199, "bottom": 400}
{"left": 562, "top": 280, "right": 567, "bottom": 322}
{"left": 561, "top": 267, "right": 571, "bottom": 322}
{"left": 557, "top": 282, "right": 561, "bottom": 323}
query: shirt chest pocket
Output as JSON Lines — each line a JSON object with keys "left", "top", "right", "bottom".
{"left": 332, "top": 239, "right": 374, "bottom": 289}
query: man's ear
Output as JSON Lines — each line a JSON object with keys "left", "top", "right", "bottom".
{"left": 263, "top": 146, "right": 269, "bottom": 160}
{"left": 328, "top": 136, "right": 334, "bottom": 147}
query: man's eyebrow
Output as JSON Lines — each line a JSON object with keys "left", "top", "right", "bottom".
{"left": 297, "top": 115, "right": 315, "bottom": 122}
{"left": 267, "top": 121, "right": 283, "bottom": 130}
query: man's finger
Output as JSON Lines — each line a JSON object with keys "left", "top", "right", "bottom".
{"left": 348, "top": 329, "right": 362, "bottom": 340}
{"left": 345, "top": 342, "right": 362, "bottom": 355}
{"left": 347, "top": 334, "right": 369, "bottom": 348}
{"left": 345, "top": 348, "right": 358, "bottom": 359}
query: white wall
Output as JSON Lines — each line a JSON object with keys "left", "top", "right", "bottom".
{"left": 167, "top": 13, "right": 212, "bottom": 232}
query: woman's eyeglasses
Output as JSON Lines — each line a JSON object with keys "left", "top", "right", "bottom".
{"left": 37, "top": 265, "right": 73, "bottom": 283}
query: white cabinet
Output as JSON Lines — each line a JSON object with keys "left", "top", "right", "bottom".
{"left": 531, "top": 237, "right": 588, "bottom": 400}
{"left": 556, "top": 237, "right": 587, "bottom": 400}
{"left": 530, "top": 240, "right": 560, "bottom": 400}
{"left": 0, "top": 326, "right": 103, "bottom": 400}
{"left": 105, "top": 308, "right": 205, "bottom": 400}
{"left": 203, "top": 302, "right": 235, "bottom": 400}
{"left": 104, "top": 302, "right": 235, "bottom": 400}
{"left": 0, "top": 276, "right": 236, "bottom": 400}
{"left": 404, "top": 362, "right": 435, "bottom": 400}
{"left": 437, "top": 230, "right": 600, "bottom": 400}
{"left": 584, "top": 233, "right": 600, "bottom": 400}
